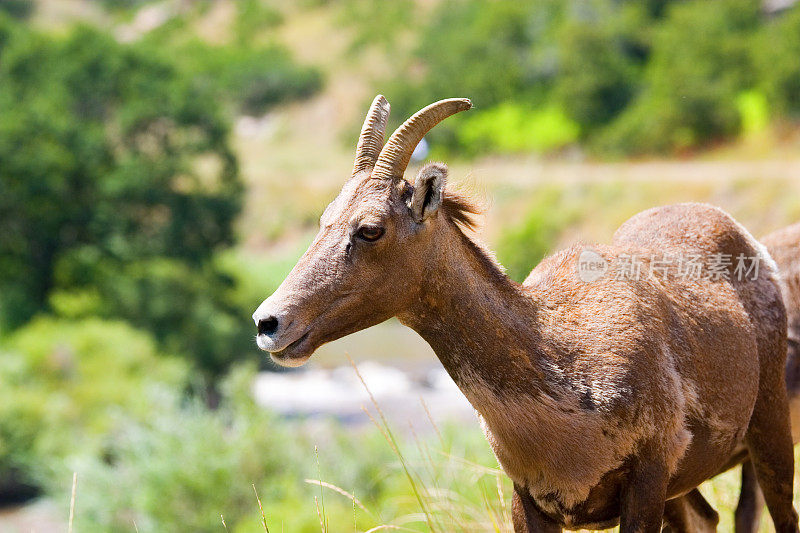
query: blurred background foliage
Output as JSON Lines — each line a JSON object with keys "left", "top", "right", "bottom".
{"left": 1, "top": 0, "right": 800, "bottom": 530}
{"left": 382, "top": 0, "right": 800, "bottom": 156}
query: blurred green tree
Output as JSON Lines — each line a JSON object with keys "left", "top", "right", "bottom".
{"left": 598, "top": 0, "right": 762, "bottom": 154}
{"left": 383, "top": 0, "right": 647, "bottom": 154}
{"left": 176, "top": 40, "right": 322, "bottom": 116}
{"left": 552, "top": 13, "right": 641, "bottom": 134}
{"left": 756, "top": 6, "right": 800, "bottom": 116}
{"left": 0, "top": 0, "right": 33, "bottom": 19}
{"left": 139, "top": 7, "right": 321, "bottom": 117}
{"left": 0, "top": 20, "right": 249, "bottom": 378}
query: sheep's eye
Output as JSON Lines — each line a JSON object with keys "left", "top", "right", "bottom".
{"left": 356, "top": 225, "right": 384, "bottom": 242}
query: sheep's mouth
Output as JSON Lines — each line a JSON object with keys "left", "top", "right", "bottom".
{"left": 269, "top": 331, "right": 312, "bottom": 367}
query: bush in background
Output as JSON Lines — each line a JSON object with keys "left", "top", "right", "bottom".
{"left": 382, "top": 0, "right": 637, "bottom": 154}
{"left": 756, "top": 6, "right": 800, "bottom": 117}
{"left": 61, "top": 361, "right": 511, "bottom": 532}
{"left": 140, "top": 7, "right": 321, "bottom": 117}
{"left": 596, "top": 0, "right": 760, "bottom": 154}
{"left": 0, "top": 318, "right": 186, "bottom": 502}
{"left": 51, "top": 256, "right": 252, "bottom": 379}
{"left": 61, "top": 363, "right": 382, "bottom": 532}
{"left": 381, "top": 0, "right": 800, "bottom": 157}
{"left": 495, "top": 188, "right": 574, "bottom": 282}
{"left": 457, "top": 103, "right": 579, "bottom": 155}
{"left": 177, "top": 41, "right": 322, "bottom": 116}
{"left": 0, "top": 0, "right": 33, "bottom": 19}
{"left": 67, "top": 372, "right": 289, "bottom": 531}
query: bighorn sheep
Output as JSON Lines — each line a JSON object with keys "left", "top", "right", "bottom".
{"left": 657, "top": 222, "right": 800, "bottom": 533}
{"left": 689, "top": 223, "right": 800, "bottom": 532}
{"left": 764, "top": 223, "right": 800, "bottom": 442}
{"left": 748, "top": 223, "right": 800, "bottom": 531}
{"left": 253, "top": 96, "right": 799, "bottom": 532}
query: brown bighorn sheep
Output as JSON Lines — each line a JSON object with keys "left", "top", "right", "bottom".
{"left": 752, "top": 223, "right": 800, "bottom": 530}
{"left": 253, "top": 96, "right": 799, "bottom": 532}
{"left": 764, "top": 223, "right": 800, "bottom": 441}
{"left": 728, "top": 222, "right": 800, "bottom": 532}
{"left": 661, "top": 222, "right": 800, "bottom": 533}
{"left": 713, "top": 223, "right": 800, "bottom": 532}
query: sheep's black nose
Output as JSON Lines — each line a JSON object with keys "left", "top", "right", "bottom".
{"left": 257, "top": 316, "right": 279, "bottom": 336}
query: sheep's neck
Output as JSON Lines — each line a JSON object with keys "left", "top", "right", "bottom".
{"left": 398, "top": 221, "right": 548, "bottom": 398}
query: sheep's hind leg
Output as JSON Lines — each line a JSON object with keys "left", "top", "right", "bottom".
{"left": 512, "top": 484, "right": 561, "bottom": 533}
{"left": 662, "top": 489, "right": 719, "bottom": 533}
{"left": 745, "top": 373, "right": 799, "bottom": 533}
{"left": 735, "top": 460, "right": 765, "bottom": 533}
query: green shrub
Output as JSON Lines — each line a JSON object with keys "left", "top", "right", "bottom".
{"left": 190, "top": 44, "right": 322, "bottom": 116}
{"left": 755, "top": 6, "right": 800, "bottom": 116}
{"left": 381, "top": 0, "right": 643, "bottom": 154}
{"left": 379, "top": 0, "right": 799, "bottom": 156}
{"left": 384, "top": 0, "right": 559, "bottom": 123}
{"left": 0, "top": 318, "right": 187, "bottom": 500}
{"left": 337, "top": 0, "right": 414, "bottom": 51}
{"left": 234, "top": 0, "right": 284, "bottom": 43}
{"left": 63, "top": 363, "right": 379, "bottom": 532}
{"left": 51, "top": 256, "right": 254, "bottom": 379}
{"left": 596, "top": 0, "right": 761, "bottom": 155}
{"left": 736, "top": 89, "right": 770, "bottom": 137}
{"left": 552, "top": 17, "right": 640, "bottom": 133}
{"left": 458, "top": 103, "right": 579, "bottom": 155}
{"left": 0, "top": 0, "right": 33, "bottom": 19}
{"left": 69, "top": 389, "right": 288, "bottom": 531}
{"left": 141, "top": 28, "right": 322, "bottom": 116}
{"left": 48, "top": 358, "right": 509, "bottom": 532}
{"left": 100, "top": 0, "right": 154, "bottom": 10}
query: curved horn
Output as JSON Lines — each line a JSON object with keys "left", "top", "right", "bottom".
{"left": 372, "top": 98, "right": 472, "bottom": 180}
{"left": 353, "top": 95, "right": 391, "bottom": 175}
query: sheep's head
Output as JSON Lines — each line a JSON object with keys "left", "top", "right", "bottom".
{"left": 252, "top": 95, "right": 472, "bottom": 367}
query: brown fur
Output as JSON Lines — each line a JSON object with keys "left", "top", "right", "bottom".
{"left": 764, "top": 222, "right": 800, "bottom": 377}
{"left": 253, "top": 101, "right": 799, "bottom": 532}
{"left": 686, "top": 222, "right": 800, "bottom": 533}
{"left": 441, "top": 188, "right": 484, "bottom": 232}
{"left": 669, "top": 222, "right": 800, "bottom": 533}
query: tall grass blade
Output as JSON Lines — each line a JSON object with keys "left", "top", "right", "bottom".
{"left": 314, "top": 446, "right": 328, "bottom": 532}
{"left": 314, "top": 496, "right": 326, "bottom": 533}
{"left": 420, "top": 397, "right": 444, "bottom": 447}
{"left": 364, "top": 525, "right": 423, "bottom": 533}
{"left": 253, "top": 484, "right": 270, "bottom": 532}
{"left": 303, "top": 479, "right": 373, "bottom": 517}
{"left": 347, "top": 354, "right": 437, "bottom": 532}
{"left": 68, "top": 472, "right": 77, "bottom": 533}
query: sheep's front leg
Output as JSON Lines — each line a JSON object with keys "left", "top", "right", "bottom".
{"left": 619, "top": 447, "right": 670, "bottom": 533}
{"left": 512, "top": 484, "right": 561, "bottom": 533}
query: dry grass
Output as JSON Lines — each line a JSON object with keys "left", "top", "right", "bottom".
{"left": 67, "top": 472, "right": 76, "bottom": 533}
{"left": 253, "top": 483, "right": 271, "bottom": 533}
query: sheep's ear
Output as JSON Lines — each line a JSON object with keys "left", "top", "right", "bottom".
{"left": 410, "top": 163, "right": 447, "bottom": 223}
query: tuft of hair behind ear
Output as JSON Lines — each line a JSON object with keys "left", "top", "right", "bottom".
{"left": 441, "top": 188, "right": 484, "bottom": 232}
{"left": 411, "top": 162, "right": 447, "bottom": 223}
